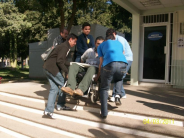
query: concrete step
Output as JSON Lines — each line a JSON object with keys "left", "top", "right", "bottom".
{"left": 0, "top": 102, "right": 147, "bottom": 138}
{"left": 1, "top": 89, "right": 184, "bottom": 121}
{"left": 0, "top": 126, "right": 29, "bottom": 138}
{"left": 0, "top": 91, "right": 183, "bottom": 138}
{"left": 1, "top": 82, "right": 184, "bottom": 122}
{"left": 0, "top": 112, "right": 82, "bottom": 138}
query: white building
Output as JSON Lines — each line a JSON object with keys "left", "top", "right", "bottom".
{"left": 113, "top": 0, "right": 184, "bottom": 88}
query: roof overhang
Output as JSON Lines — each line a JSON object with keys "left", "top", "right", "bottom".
{"left": 113, "top": 0, "right": 184, "bottom": 15}
{"left": 113, "top": 0, "right": 141, "bottom": 14}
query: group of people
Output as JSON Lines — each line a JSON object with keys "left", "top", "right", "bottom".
{"left": 43, "top": 22, "right": 133, "bottom": 119}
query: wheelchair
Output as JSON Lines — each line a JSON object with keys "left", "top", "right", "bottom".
{"left": 63, "top": 71, "right": 100, "bottom": 103}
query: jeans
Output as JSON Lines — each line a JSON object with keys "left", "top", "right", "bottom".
{"left": 43, "top": 69, "right": 66, "bottom": 113}
{"left": 75, "top": 57, "right": 81, "bottom": 62}
{"left": 100, "top": 62, "right": 127, "bottom": 116}
{"left": 112, "top": 60, "right": 132, "bottom": 97}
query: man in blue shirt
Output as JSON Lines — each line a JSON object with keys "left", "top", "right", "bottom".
{"left": 75, "top": 22, "right": 95, "bottom": 62}
{"left": 106, "top": 29, "right": 133, "bottom": 101}
{"left": 95, "top": 34, "right": 127, "bottom": 119}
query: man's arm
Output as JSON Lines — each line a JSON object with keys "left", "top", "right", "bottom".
{"left": 81, "top": 48, "right": 90, "bottom": 63}
{"left": 76, "top": 37, "right": 86, "bottom": 55}
{"left": 94, "top": 57, "right": 103, "bottom": 82}
{"left": 53, "top": 38, "right": 57, "bottom": 47}
{"left": 90, "top": 35, "right": 95, "bottom": 48}
{"left": 56, "top": 47, "right": 69, "bottom": 74}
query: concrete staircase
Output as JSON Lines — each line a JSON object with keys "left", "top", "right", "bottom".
{"left": 0, "top": 84, "right": 184, "bottom": 138}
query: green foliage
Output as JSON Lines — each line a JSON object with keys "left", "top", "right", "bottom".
{"left": 76, "top": 0, "right": 113, "bottom": 28}
{"left": 109, "top": 1, "right": 132, "bottom": 33}
{"left": 0, "top": 0, "right": 132, "bottom": 65}
{"left": 0, "top": 0, "right": 32, "bottom": 35}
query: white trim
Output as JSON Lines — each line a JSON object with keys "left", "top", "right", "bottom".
{"left": 141, "top": 23, "right": 169, "bottom": 82}
{"left": 165, "top": 13, "right": 172, "bottom": 84}
{"left": 0, "top": 101, "right": 175, "bottom": 138}
{"left": 0, "top": 126, "right": 30, "bottom": 138}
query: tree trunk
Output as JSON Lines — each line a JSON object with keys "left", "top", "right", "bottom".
{"left": 58, "top": 0, "right": 65, "bottom": 31}
{"left": 26, "top": 57, "right": 29, "bottom": 67}
{"left": 10, "top": 34, "right": 17, "bottom": 68}
{"left": 1, "top": 56, "right": 4, "bottom": 68}
{"left": 21, "top": 57, "right": 24, "bottom": 69}
{"left": 67, "top": 0, "right": 77, "bottom": 32}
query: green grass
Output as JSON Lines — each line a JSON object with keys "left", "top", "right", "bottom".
{"left": 0, "top": 68, "right": 47, "bottom": 84}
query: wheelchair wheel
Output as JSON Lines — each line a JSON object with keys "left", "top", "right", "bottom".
{"left": 90, "top": 90, "right": 99, "bottom": 103}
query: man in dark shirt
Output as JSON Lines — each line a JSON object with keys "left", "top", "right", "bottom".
{"left": 43, "top": 33, "right": 77, "bottom": 118}
{"left": 75, "top": 22, "right": 95, "bottom": 62}
{"left": 53, "top": 28, "right": 69, "bottom": 47}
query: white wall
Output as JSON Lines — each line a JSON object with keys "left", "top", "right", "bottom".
{"left": 171, "top": 10, "right": 184, "bottom": 88}
{"left": 29, "top": 41, "right": 48, "bottom": 78}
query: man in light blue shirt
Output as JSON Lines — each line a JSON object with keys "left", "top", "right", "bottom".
{"left": 106, "top": 29, "right": 133, "bottom": 101}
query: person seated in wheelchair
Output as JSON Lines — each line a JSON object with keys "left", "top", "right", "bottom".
{"left": 61, "top": 36, "right": 104, "bottom": 96}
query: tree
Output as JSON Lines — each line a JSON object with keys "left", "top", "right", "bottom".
{"left": 76, "top": 0, "right": 112, "bottom": 28}
{"left": 108, "top": 1, "right": 132, "bottom": 41}
{"left": 0, "top": 0, "right": 32, "bottom": 68}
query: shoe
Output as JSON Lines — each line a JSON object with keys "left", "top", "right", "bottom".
{"left": 74, "top": 89, "right": 83, "bottom": 96}
{"left": 122, "top": 95, "right": 126, "bottom": 99}
{"left": 57, "top": 106, "right": 71, "bottom": 111}
{"left": 109, "top": 97, "right": 115, "bottom": 102}
{"left": 115, "top": 97, "right": 121, "bottom": 106}
{"left": 100, "top": 114, "right": 107, "bottom": 119}
{"left": 61, "top": 87, "right": 74, "bottom": 96}
{"left": 43, "top": 111, "right": 56, "bottom": 119}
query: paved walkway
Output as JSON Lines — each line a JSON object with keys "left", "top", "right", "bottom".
{"left": 0, "top": 82, "right": 184, "bottom": 120}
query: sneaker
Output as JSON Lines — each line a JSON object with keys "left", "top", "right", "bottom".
{"left": 43, "top": 111, "right": 56, "bottom": 119}
{"left": 100, "top": 114, "right": 107, "bottom": 119}
{"left": 115, "top": 97, "right": 121, "bottom": 106}
{"left": 122, "top": 95, "right": 127, "bottom": 99}
{"left": 57, "top": 106, "right": 71, "bottom": 111}
{"left": 109, "top": 97, "right": 115, "bottom": 102}
{"left": 74, "top": 89, "right": 83, "bottom": 96}
{"left": 61, "top": 87, "right": 74, "bottom": 96}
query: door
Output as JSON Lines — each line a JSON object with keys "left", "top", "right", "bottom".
{"left": 143, "top": 26, "right": 166, "bottom": 81}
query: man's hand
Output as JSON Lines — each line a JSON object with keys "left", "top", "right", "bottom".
{"left": 94, "top": 76, "right": 99, "bottom": 82}
{"left": 65, "top": 74, "right": 68, "bottom": 79}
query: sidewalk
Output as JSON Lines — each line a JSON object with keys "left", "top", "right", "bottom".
{"left": 0, "top": 81, "right": 184, "bottom": 120}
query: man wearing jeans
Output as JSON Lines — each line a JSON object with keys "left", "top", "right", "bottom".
{"left": 95, "top": 34, "right": 127, "bottom": 118}
{"left": 106, "top": 29, "right": 133, "bottom": 101}
{"left": 43, "top": 33, "right": 78, "bottom": 118}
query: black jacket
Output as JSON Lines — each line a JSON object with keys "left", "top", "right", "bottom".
{"left": 43, "top": 41, "right": 70, "bottom": 76}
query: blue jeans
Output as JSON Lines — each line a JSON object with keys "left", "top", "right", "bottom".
{"left": 43, "top": 69, "right": 66, "bottom": 113}
{"left": 75, "top": 57, "right": 81, "bottom": 62}
{"left": 100, "top": 62, "right": 127, "bottom": 116}
{"left": 112, "top": 60, "right": 132, "bottom": 97}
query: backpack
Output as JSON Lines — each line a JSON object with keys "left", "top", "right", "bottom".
{"left": 41, "top": 46, "right": 55, "bottom": 61}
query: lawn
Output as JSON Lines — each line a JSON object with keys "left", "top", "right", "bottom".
{"left": 0, "top": 68, "right": 47, "bottom": 84}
